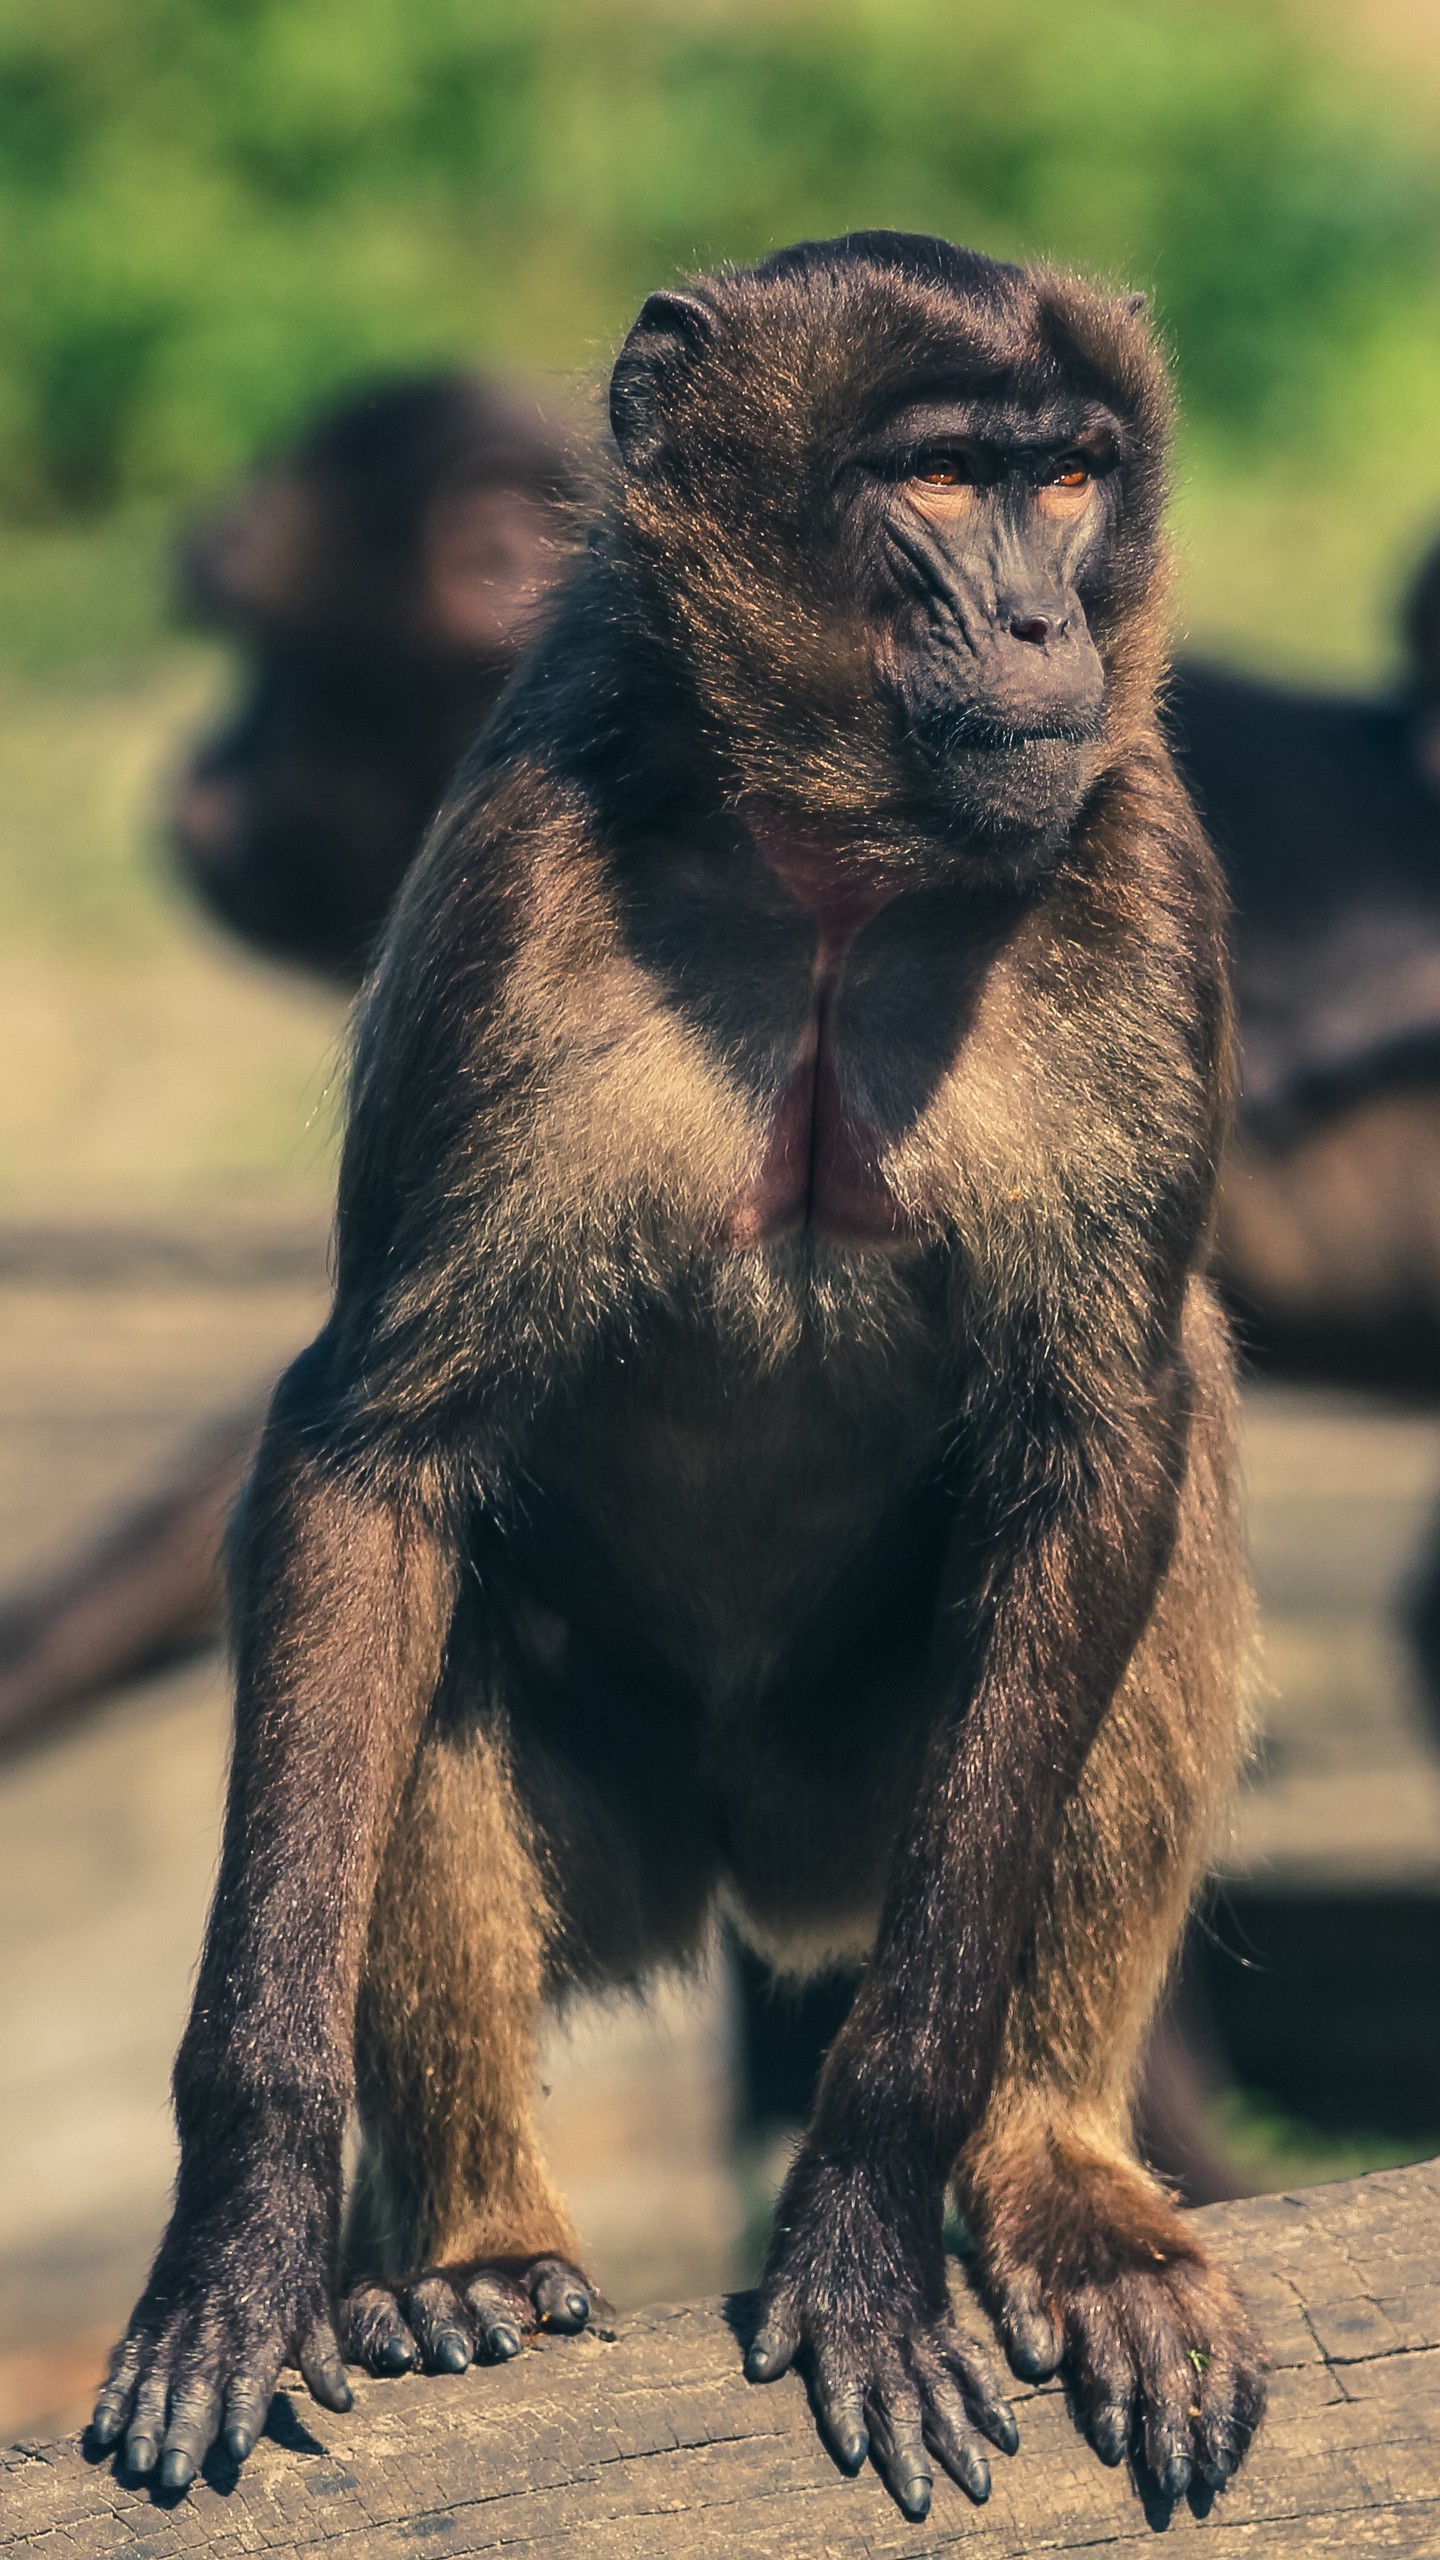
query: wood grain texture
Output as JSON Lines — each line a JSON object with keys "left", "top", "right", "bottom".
{"left": 5, "top": 2161, "right": 1438, "bottom": 2556}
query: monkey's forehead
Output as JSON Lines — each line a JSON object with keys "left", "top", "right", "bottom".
{"left": 692, "top": 255, "right": 1155, "bottom": 438}
{"left": 859, "top": 386, "right": 1125, "bottom": 459}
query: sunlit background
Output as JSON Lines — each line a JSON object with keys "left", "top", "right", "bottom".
{"left": 4, "top": 0, "right": 1440, "bottom": 2449}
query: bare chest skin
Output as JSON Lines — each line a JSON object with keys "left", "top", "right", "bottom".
{"left": 722, "top": 818, "right": 912, "bottom": 1247}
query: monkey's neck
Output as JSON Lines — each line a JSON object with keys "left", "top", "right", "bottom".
{"left": 742, "top": 804, "right": 903, "bottom": 953}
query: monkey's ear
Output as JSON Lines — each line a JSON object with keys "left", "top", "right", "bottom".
{"left": 609, "top": 290, "right": 715, "bottom": 465}
{"left": 1124, "top": 291, "right": 1149, "bottom": 317}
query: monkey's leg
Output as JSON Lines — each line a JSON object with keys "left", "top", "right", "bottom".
{"left": 747, "top": 1284, "right": 1264, "bottom": 2518}
{"left": 89, "top": 1346, "right": 457, "bottom": 2490}
{"left": 960, "top": 1299, "right": 1264, "bottom": 2498}
{"left": 339, "top": 1701, "right": 597, "bottom": 2376}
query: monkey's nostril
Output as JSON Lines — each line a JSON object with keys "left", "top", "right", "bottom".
{"left": 1010, "top": 614, "right": 1051, "bottom": 645}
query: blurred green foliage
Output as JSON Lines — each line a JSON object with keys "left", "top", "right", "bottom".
{"left": 0, "top": 0, "right": 1435, "bottom": 520}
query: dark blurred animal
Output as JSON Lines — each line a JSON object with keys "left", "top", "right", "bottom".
{"left": 0, "top": 374, "right": 575, "bottom": 1747}
{"left": 174, "top": 371, "right": 575, "bottom": 987}
{"left": 1172, "top": 559, "right": 1440, "bottom": 1394}
{"left": 92, "top": 234, "right": 1263, "bottom": 2518}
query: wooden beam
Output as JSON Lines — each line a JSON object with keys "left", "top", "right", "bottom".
{"left": 5, "top": 2160, "right": 1438, "bottom": 2555}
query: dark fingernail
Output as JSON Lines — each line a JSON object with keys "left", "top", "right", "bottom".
{"left": 896, "top": 2473, "right": 932, "bottom": 2520}
{"left": 224, "top": 2425, "right": 254, "bottom": 2463}
{"left": 1009, "top": 2323, "right": 1058, "bottom": 2381}
{"left": 126, "top": 2436, "right": 158, "bottom": 2474}
{"left": 967, "top": 2456, "right": 991, "bottom": 2502}
{"left": 1092, "top": 2408, "right": 1127, "bottom": 2465}
{"left": 487, "top": 2323, "right": 522, "bottom": 2360}
{"left": 983, "top": 2396, "right": 1019, "bottom": 2457}
{"left": 745, "top": 2344, "right": 776, "bottom": 2381}
{"left": 378, "top": 2337, "right": 416, "bottom": 2374}
{"left": 158, "top": 2451, "right": 196, "bottom": 2492}
{"left": 1158, "top": 2454, "right": 1192, "bottom": 2501}
{"left": 434, "top": 2330, "right": 470, "bottom": 2372}
{"left": 90, "top": 2412, "right": 121, "bottom": 2449}
{"left": 835, "top": 2428, "right": 867, "bottom": 2472}
{"left": 565, "top": 2291, "right": 589, "bottom": 2324}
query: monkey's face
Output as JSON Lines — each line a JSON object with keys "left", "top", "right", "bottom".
{"left": 608, "top": 235, "right": 1168, "bottom": 875}
{"left": 858, "top": 394, "right": 1119, "bottom": 849}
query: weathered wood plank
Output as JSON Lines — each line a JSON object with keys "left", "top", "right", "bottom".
{"left": 5, "top": 2162, "right": 1439, "bottom": 2556}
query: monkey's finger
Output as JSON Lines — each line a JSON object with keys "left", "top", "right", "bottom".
{"left": 527, "top": 2258, "right": 594, "bottom": 2333}
{"left": 298, "top": 2318, "right": 353, "bottom": 2412}
{"left": 156, "top": 2379, "right": 224, "bottom": 2493}
{"left": 865, "top": 2373, "right": 933, "bottom": 2521}
{"left": 744, "top": 2309, "right": 801, "bottom": 2382}
{"left": 460, "top": 2270, "right": 532, "bottom": 2362}
{"left": 222, "top": 2364, "right": 281, "bottom": 2467}
{"left": 1070, "top": 2286, "right": 1137, "bottom": 2470}
{"left": 936, "top": 2320, "right": 1019, "bottom": 2452}
{"left": 90, "top": 2337, "right": 144, "bottom": 2449}
{"left": 918, "top": 2371, "right": 992, "bottom": 2503}
{"left": 1136, "top": 2324, "right": 1197, "bottom": 2502}
{"left": 999, "top": 2277, "right": 1063, "bottom": 2382}
{"left": 812, "top": 2369, "right": 868, "bottom": 2473}
{"left": 340, "top": 2281, "right": 418, "bottom": 2375}
{"left": 123, "top": 2368, "right": 173, "bottom": 2475}
{"left": 1195, "top": 2350, "right": 1265, "bottom": 2488}
{"left": 403, "top": 2276, "right": 473, "bottom": 2373}
{"left": 1086, "top": 2380, "right": 1135, "bottom": 2470}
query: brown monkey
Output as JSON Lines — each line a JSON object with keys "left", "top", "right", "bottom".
{"left": 92, "top": 235, "right": 1264, "bottom": 2517}
{"left": 0, "top": 375, "right": 575, "bottom": 1750}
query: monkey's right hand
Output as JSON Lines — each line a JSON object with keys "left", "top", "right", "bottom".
{"left": 745, "top": 2148, "right": 1018, "bottom": 2521}
{"left": 90, "top": 2175, "right": 351, "bottom": 2494}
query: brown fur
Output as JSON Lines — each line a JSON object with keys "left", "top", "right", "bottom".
{"left": 95, "top": 236, "right": 1263, "bottom": 2516}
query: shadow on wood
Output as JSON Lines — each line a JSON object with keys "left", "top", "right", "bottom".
{"left": 5, "top": 2162, "right": 1439, "bottom": 2555}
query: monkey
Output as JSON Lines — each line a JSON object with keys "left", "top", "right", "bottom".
{"left": 91, "top": 233, "right": 1266, "bottom": 2518}
{"left": 1168, "top": 568, "right": 1440, "bottom": 1391}
{"left": 173, "top": 370, "right": 576, "bottom": 985}
{"left": 0, "top": 375, "right": 575, "bottom": 1751}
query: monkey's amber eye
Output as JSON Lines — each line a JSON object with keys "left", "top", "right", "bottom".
{"left": 913, "top": 450, "right": 972, "bottom": 486}
{"left": 1044, "top": 454, "right": 1092, "bottom": 489}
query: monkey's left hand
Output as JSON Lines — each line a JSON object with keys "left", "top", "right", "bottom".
{"left": 745, "top": 2147, "right": 1018, "bottom": 2520}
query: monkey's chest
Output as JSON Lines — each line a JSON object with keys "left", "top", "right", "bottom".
{"left": 722, "top": 985, "right": 913, "bottom": 1248}
{"left": 719, "top": 836, "right": 919, "bottom": 1250}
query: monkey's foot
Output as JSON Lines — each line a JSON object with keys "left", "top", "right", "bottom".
{"left": 974, "top": 2140, "right": 1266, "bottom": 2501}
{"left": 745, "top": 2157, "right": 1017, "bottom": 2520}
{"left": 340, "top": 2254, "right": 596, "bottom": 2376}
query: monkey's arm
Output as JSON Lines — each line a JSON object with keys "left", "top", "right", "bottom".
{"left": 748, "top": 1316, "right": 1193, "bottom": 2514}
{"left": 90, "top": 1340, "right": 458, "bottom": 2493}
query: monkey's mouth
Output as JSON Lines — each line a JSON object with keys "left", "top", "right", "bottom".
{"left": 925, "top": 701, "right": 1106, "bottom": 752}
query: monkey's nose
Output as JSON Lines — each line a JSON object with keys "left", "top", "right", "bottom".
{"left": 1009, "top": 613, "right": 1052, "bottom": 645}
